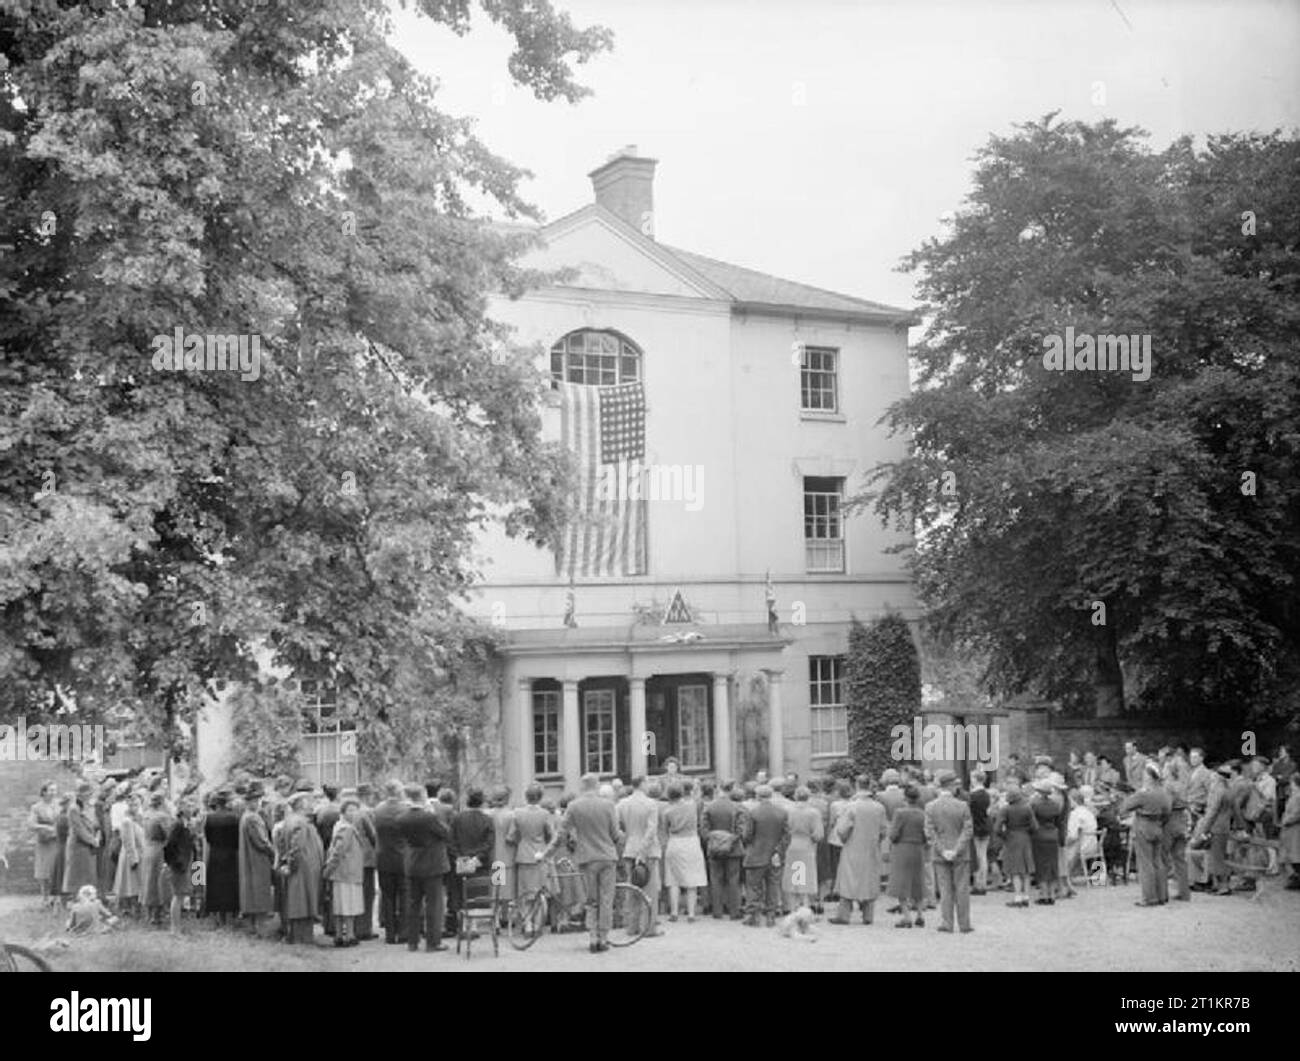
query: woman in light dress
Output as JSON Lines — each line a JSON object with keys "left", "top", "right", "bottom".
{"left": 661, "top": 783, "right": 707, "bottom": 921}
{"left": 783, "top": 787, "right": 825, "bottom": 912}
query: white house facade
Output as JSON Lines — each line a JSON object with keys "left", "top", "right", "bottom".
{"left": 467, "top": 147, "right": 918, "bottom": 795}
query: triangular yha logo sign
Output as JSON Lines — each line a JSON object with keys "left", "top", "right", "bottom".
{"left": 663, "top": 589, "right": 692, "bottom": 624}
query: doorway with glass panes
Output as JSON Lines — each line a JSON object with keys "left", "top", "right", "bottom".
{"left": 645, "top": 673, "right": 713, "bottom": 775}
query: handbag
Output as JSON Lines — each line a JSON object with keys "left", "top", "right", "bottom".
{"left": 705, "top": 829, "right": 738, "bottom": 857}
{"left": 455, "top": 855, "right": 480, "bottom": 875}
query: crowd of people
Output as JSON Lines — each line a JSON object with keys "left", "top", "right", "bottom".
{"left": 23, "top": 741, "right": 1300, "bottom": 953}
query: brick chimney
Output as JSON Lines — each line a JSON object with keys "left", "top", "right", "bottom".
{"left": 589, "top": 145, "right": 657, "bottom": 238}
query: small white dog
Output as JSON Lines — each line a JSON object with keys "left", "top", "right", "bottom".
{"left": 777, "top": 905, "right": 818, "bottom": 942}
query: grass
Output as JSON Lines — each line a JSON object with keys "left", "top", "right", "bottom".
{"left": 0, "top": 899, "right": 332, "bottom": 973}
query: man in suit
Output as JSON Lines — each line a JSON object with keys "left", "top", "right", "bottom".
{"left": 398, "top": 783, "right": 450, "bottom": 952}
{"left": 448, "top": 788, "right": 495, "bottom": 930}
{"left": 616, "top": 776, "right": 663, "bottom": 936}
{"left": 507, "top": 783, "right": 554, "bottom": 920}
{"left": 701, "top": 781, "right": 745, "bottom": 921}
{"left": 1161, "top": 762, "right": 1191, "bottom": 902}
{"left": 372, "top": 780, "right": 408, "bottom": 944}
{"left": 739, "top": 784, "right": 789, "bottom": 927}
{"left": 924, "top": 770, "right": 974, "bottom": 933}
{"left": 543, "top": 772, "right": 624, "bottom": 953}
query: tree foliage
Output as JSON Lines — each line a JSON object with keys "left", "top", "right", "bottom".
{"left": 845, "top": 612, "right": 921, "bottom": 780}
{"left": 857, "top": 116, "right": 1300, "bottom": 719}
{"left": 0, "top": 0, "right": 609, "bottom": 759}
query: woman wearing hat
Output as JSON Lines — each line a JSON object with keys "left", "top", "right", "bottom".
{"left": 997, "top": 783, "right": 1037, "bottom": 908}
{"left": 141, "top": 791, "right": 173, "bottom": 926}
{"left": 113, "top": 794, "right": 146, "bottom": 919}
{"left": 163, "top": 803, "right": 199, "bottom": 935}
{"left": 1029, "top": 778, "right": 1062, "bottom": 904}
{"left": 202, "top": 790, "right": 241, "bottom": 925}
{"left": 62, "top": 781, "right": 102, "bottom": 898}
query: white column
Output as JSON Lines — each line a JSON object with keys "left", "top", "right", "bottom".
{"left": 765, "top": 668, "right": 785, "bottom": 779}
{"left": 562, "top": 679, "right": 581, "bottom": 792}
{"left": 629, "top": 677, "right": 648, "bottom": 780}
{"left": 712, "top": 672, "right": 732, "bottom": 782}
{"left": 516, "top": 678, "right": 533, "bottom": 792}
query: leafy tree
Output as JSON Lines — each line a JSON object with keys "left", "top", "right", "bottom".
{"left": 845, "top": 612, "right": 921, "bottom": 780}
{"left": 0, "top": 1, "right": 609, "bottom": 760}
{"left": 227, "top": 681, "right": 305, "bottom": 780}
{"left": 858, "top": 116, "right": 1300, "bottom": 719}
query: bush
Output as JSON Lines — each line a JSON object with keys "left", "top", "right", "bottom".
{"left": 846, "top": 610, "right": 921, "bottom": 783}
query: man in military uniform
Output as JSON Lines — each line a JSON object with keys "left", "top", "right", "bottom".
{"left": 1121, "top": 762, "right": 1172, "bottom": 906}
{"left": 1161, "top": 760, "right": 1191, "bottom": 901}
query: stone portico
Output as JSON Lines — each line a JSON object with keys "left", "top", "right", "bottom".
{"left": 503, "top": 623, "right": 791, "bottom": 792}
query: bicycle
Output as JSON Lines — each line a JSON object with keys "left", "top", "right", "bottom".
{"left": 508, "top": 856, "right": 652, "bottom": 950}
{"left": 0, "top": 940, "right": 52, "bottom": 972}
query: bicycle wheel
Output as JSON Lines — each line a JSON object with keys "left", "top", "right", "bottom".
{"left": 507, "top": 894, "right": 547, "bottom": 951}
{"left": 0, "top": 944, "right": 52, "bottom": 972}
{"left": 608, "top": 883, "right": 651, "bottom": 947}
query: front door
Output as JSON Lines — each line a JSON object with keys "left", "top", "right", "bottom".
{"left": 645, "top": 674, "right": 713, "bottom": 774}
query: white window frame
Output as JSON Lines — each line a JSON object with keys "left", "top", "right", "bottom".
{"left": 583, "top": 688, "right": 617, "bottom": 775}
{"left": 808, "top": 656, "right": 847, "bottom": 757}
{"left": 550, "top": 329, "right": 642, "bottom": 387}
{"left": 675, "top": 684, "right": 711, "bottom": 770}
{"left": 298, "top": 680, "right": 358, "bottom": 787}
{"left": 804, "top": 476, "right": 846, "bottom": 573}
{"left": 800, "top": 345, "right": 839, "bottom": 412}
{"left": 532, "top": 687, "right": 560, "bottom": 777}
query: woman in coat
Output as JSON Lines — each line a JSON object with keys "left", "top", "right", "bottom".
{"left": 998, "top": 784, "right": 1037, "bottom": 908}
{"left": 830, "top": 782, "right": 888, "bottom": 925}
{"left": 825, "top": 779, "right": 852, "bottom": 902}
{"left": 163, "top": 803, "right": 198, "bottom": 936}
{"left": 50, "top": 795, "right": 71, "bottom": 906}
{"left": 783, "top": 786, "right": 825, "bottom": 913}
{"left": 887, "top": 785, "right": 927, "bottom": 928}
{"left": 662, "top": 783, "right": 707, "bottom": 921}
{"left": 62, "top": 782, "right": 102, "bottom": 897}
{"left": 238, "top": 784, "right": 276, "bottom": 933}
{"left": 28, "top": 781, "right": 61, "bottom": 906}
{"left": 113, "top": 795, "right": 146, "bottom": 918}
{"left": 202, "top": 790, "right": 241, "bottom": 923}
{"left": 1029, "top": 779, "right": 1062, "bottom": 905}
{"left": 323, "top": 798, "right": 365, "bottom": 947}
{"left": 140, "top": 792, "right": 172, "bottom": 925}
{"left": 280, "top": 793, "right": 324, "bottom": 944}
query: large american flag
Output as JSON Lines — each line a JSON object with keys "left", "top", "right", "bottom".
{"left": 556, "top": 380, "right": 647, "bottom": 578}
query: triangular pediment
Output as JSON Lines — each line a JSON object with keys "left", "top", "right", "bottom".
{"left": 522, "top": 206, "right": 729, "bottom": 301}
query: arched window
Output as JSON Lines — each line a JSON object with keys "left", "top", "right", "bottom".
{"left": 550, "top": 329, "right": 642, "bottom": 386}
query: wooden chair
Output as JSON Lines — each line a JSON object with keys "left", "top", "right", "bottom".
{"left": 455, "top": 875, "right": 500, "bottom": 959}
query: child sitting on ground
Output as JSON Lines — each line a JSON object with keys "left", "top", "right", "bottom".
{"left": 66, "top": 885, "right": 119, "bottom": 935}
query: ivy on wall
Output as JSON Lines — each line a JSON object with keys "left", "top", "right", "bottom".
{"left": 846, "top": 610, "right": 921, "bottom": 783}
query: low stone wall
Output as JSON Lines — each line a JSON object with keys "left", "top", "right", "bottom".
{"left": 1002, "top": 703, "right": 1285, "bottom": 770}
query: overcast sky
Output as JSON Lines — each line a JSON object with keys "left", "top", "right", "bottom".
{"left": 393, "top": 0, "right": 1300, "bottom": 312}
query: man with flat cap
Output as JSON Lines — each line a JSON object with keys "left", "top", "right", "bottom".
{"left": 925, "top": 770, "right": 974, "bottom": 933}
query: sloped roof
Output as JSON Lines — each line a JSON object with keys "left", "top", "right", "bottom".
{"left": 530, "top": 205, "right": 917, "bottom": 324}
{"left": 661, "top": 245, "right": 916, "bottom": 323}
